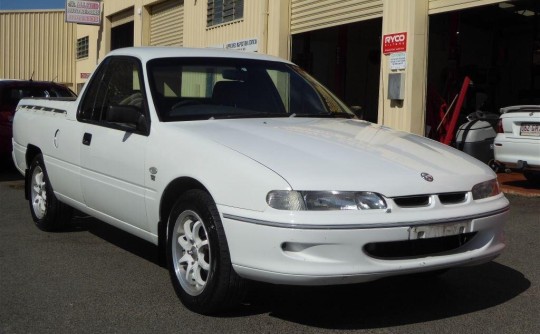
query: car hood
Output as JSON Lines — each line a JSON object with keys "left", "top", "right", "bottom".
{"left": 171, "top": 118, "right": 494, "bottom": 197}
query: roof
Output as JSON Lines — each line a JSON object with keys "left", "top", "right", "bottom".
{"left": 106, "top": 47, "right": 293, "bottom": 65}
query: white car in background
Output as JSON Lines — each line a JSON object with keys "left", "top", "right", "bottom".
{"left": 494, "top": 105, "right": 540, "bottom": 184}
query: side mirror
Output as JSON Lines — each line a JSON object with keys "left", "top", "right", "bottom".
{"left": 107, "top": 105, "right": 148, "bottom": 133}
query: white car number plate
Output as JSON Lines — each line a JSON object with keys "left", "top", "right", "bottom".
{"left": 520, "top": 123, "right": 540, "bottom": 137}
{"left": 409, "top": 221, "right": 471, "bottom": 240}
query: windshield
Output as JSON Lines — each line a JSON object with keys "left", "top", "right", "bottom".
{"left": 146, "top": 57, "right": 356, "bottom": 121}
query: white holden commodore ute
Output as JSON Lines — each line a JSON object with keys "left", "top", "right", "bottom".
{"left": 11, "top": 47, "right": 509, "bottom": 314}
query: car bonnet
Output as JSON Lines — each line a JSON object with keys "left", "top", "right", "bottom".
{"left": 173, "top": 118, "right": 495, "bottom": 197}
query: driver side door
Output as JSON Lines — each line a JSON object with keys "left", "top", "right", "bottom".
{"left": 78, "top": 56, "right": 151, "bottom": 231}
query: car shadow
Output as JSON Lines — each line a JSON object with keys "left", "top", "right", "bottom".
{"left": 66, "top": 214, "right": 163, "bottom": 267}
{"left": 63, "top": 214, "right": 529, "bottom": 327}
{"left": 238, "top": 263, "right": 530, "bottom": 329}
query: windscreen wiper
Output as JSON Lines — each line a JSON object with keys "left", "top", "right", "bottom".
{"left": 213, "top": 112, "right": 289, "bottom": 119}
{"left": 293, "top": 112, "right": 355, "bottom": 119}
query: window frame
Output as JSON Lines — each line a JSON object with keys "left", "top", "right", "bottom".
{"left": 145, "top": 57, "right": 355, "bottom": 122}
{"left": 206, "top": 0, "right": 244, "bottom": 27}
{"left": 76, "top": 36, "right": 89, "bottom": 60}
{"left": 77, "top": 56, "right": 151, "bottom": 136}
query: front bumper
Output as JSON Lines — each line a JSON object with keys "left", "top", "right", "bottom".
{"left": 219, "top": 196, "right": 508, "bottom": 285}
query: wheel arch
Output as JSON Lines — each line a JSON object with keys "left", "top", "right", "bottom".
{"left": 25, "top": 144, "right": 42, "bottom": 168}
{"left": 158, "top": 177, "right": 212, "bottom": 263}
{"left": 24, "top": 145, "right": 43, "bottom": 201}
{"left": 160, "top": 177, "right": 212, "bottom": 224}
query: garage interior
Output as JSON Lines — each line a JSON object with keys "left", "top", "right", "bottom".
{"left": 426, "top": 0, "right": 540, "bottom": 140}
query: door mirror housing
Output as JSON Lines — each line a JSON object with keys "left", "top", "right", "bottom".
{"left": 350, "top": 105, "right": 364, "bottom": 120}
{"left": 107, "top": 105, "right": 149, "bottom": 134}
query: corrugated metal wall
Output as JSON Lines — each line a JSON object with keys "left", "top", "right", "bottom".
{"left": 428, "top": 0, "right": 503, "bottom": 14}
{"left": 150, "top": 0, "right": 184, "bottom": 46}
{"left": 290, "top": 0, "right": 383, "bottom": 34}
{"left": 0, "top": 10, "right": 76, "bottom": 88}
{"left": 183, "top": 0, "right": 265, "bottom": 51}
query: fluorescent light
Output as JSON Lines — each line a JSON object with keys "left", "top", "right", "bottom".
{"left": 499, "top": 3, "right": 515, "bottom": 9}
{"left": 516, "top": 9, "right": 535, "bottom": 16}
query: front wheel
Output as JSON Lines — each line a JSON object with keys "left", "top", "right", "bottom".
{"left": 28, "top": 155, "right": 72, "bottom": 231}
{"left": 166, "top": 190, "right": 245, "bottom": 314}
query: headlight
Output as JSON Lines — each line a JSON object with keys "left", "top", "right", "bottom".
{"left": 471, "top": 179, "right": 500, "bottom": 200}
{"left": 267, "top": 190, "right": 387, "bottom": 211}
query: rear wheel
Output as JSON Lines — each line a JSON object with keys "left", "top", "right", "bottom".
{"left": 166, "top": 189, "right": 245, "bottom": 314}
{"left": 28, "top": 155, "right": 72, "bottom": 231}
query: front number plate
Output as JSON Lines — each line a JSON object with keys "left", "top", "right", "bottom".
{"left": 409, "top": 222, "right": 471, "bottom": 240}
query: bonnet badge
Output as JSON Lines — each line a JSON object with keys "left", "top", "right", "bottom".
{"left": 421, "top": 172, "right": 434, "bottom": 182}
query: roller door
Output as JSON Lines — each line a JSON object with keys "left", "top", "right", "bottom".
{"left": 429, "top": 0, "right": 505, "bottom": 14}
{"left": 291, "top": 0, "right": 383, "bottom": 34}
{"left": 150, "top": 0, "right": 184, "bottom": 46}
{"left": 111, "top": 8, "right": 134, "bottom": 28}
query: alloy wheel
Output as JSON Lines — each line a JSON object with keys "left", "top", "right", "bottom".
{"left": 31, "top": 166, "right": 47, "bottom": 219}
{"left": 172, "top": 210, "right": 211, "bottom": 296}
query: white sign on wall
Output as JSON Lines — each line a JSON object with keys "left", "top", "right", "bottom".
{"left": 65, "top": 0, "right": 102, "bottom": 26}
{"left": 224, "top": 38, "right": 259, "bottom": 52}
{"left": 389, "top": 52, "right": 407, "bottom": 70}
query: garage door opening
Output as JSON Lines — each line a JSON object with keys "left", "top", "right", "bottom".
{"left": 426, "top": 0, "right": 540, "bottom": 140}
{"left": 111, "top": 22, "right": 134, "bottom": 50}
{"left": 110, "top": 9, "right": 134, "bottom": 51}
{"left": 291, "top": 19, "right": 382, "bottom": 123}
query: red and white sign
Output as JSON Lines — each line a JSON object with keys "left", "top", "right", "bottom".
{"left": 383, "top": 32, "right": 407, "bottom": 54}
{"left": 80, "top": 72, "right": 91, "bottom": 79}
{"left": 66, "top": 0, "right": 102, "bottom": 26}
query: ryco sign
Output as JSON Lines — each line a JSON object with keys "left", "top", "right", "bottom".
{"left": 383, "top": 32, "right": 407, "bottom": 54}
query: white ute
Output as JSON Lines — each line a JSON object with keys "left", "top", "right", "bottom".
{"left": 12, "top": 47, "right": 509, "bottom": 314}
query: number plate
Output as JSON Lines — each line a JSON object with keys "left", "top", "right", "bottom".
{"left": 409, "top": 222, "right": 471, "bottom": 240}
{"left": 520, "top": 123, "right": 540, "bottom": 137}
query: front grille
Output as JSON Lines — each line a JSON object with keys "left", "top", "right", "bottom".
{"left": 364, "top": 232, "right": 477, "bottom": 259}
{"left": 439, "top": 192, "right": 467, "bottom": 205}
{"left": 393, "top": 192, "right": 468, "bottom": 208}
{"left": 393, "top": 195, "right": 430, "bottom": 207}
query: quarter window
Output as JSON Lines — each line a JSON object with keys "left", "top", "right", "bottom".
{"left": 207, "top": 0, "right": 244, "bottom": 27}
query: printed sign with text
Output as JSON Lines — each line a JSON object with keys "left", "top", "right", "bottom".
{"left": 383, "top": 32, "right": 407, "bottom": 54}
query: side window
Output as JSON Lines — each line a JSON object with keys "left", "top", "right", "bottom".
{"left": 79, "top": 57, "right": 145, "bottom": 125}
{"left": 79, "top": 60, "right": 109, "bottom": 121}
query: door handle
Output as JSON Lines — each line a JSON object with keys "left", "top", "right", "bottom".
{"left": 82, "top": 133, "right": 92, "bottom": 146}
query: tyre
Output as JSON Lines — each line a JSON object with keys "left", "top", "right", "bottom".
{"left": 524, "top": 171, "right": 540, "bottom": 185}
{"left": 166, "top": 189, "right": 245, "bottom": 314}
{"left": 28, "top": 155, "right": 72, "bottom": 231}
